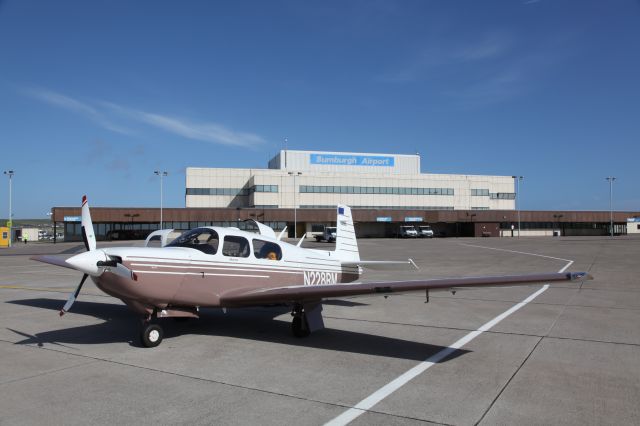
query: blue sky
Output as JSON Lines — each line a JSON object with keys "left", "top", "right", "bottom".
{"left": 0, "top": 0, "right": 639, "bottom": 218}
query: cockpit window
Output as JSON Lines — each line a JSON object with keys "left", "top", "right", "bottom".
{"left": 166, "top": 228, "right": 219, "bottom": 255}
{"left": 253, "top": 239, "right": 282, "bottom": 261}
{"left": 222, "top": 235, "right": 250, "bottom": 258}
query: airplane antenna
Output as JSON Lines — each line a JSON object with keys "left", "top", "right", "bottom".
{"left": 277, "top": 226, "right": 288, "bottom": 240}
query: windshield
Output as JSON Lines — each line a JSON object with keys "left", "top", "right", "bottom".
{"left": 166, "top": 228, "right": 219, "bottom": 255}
{"left": 326, "top": 227, "right": 336, "bottom": 233}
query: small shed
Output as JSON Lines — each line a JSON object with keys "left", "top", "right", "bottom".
{"left": 0, "top": 227, "right": 9, "bottom": 247}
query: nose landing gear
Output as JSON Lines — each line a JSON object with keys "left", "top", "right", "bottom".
{"left": 141, "top": 323, "right": 164, "bottom": 347}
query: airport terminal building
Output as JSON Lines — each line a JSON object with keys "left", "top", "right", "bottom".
{"left": 185, "top": 150, "right": 516, "bottom": 211}
{"left": 51, "top": 150, "right": 638, "bottom": 241}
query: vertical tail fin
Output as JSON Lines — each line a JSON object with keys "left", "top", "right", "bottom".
{"left": 335, "top": 205, "right": 360, "bottom": 261}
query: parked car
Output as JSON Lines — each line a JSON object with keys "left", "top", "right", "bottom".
{"left": 106, "top": 230, "right": 150, "bottom": 241}
{"left": 315, "top": 226, "right": 337, "bottom": 242}
{"left": 417, "top": 225, "right": 434, "bottom": 238}
{"left": 399, "top": 225, "right": 418, "bottom": 238}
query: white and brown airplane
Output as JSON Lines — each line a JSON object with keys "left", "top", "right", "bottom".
{"left": 32, "top": 196, "right": 591, "bottom": 347}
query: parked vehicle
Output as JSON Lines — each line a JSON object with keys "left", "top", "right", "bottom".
{"left": 399, "top": 225, "right": 418, "bottom": 238}
{"left": 417, "top": 225, "right": 434, "bottom": 238}
{"left": 314, "top": 226, "right": 337, "bottom": 242}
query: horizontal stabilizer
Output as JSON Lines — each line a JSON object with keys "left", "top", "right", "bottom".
{"left": 341, "top": 259, "right": 419, "bottom": 270}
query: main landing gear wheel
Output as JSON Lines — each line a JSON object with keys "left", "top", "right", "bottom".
{"left": 141, "top": 323, "right": 164, "bottom": 347}
{"left": 291, "top": 315, "right": 310, "bottom": 338}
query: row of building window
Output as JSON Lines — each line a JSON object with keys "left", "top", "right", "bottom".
{"left": 187, "top": 188, "right": 248, "bottom": 196}
{"left": 300, "top": 205, "right": 455, "bottom": 210}
{"left": 490, "top": 193, "right": 516, "bottom": 200}
{"left": 499, "top": 222, "right": 614, "bottom": 230}
{"left": 186, "top": 185, "right": 280, "bottom": 196}
{"left": 186, "top": 187, "right": 519, "bottom": 200}
{"left": 300, "top": 185, "right": 454, "bottom": 195}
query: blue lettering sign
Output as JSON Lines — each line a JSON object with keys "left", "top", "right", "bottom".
{"left": 404, "top": 217, "right": 423, "bottom": 222}
{"left": 64, "top": 216, "right": 82, "bottom": 222}
{"left": 310, "top": 153, "right": 394, "bottom": 167}
{"left": 376, "top": 217, "right": 392, "bottom": 222}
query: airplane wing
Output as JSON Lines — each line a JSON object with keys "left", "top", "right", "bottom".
{"left": 220, "top": 271, "right": 591, "bottom": 307}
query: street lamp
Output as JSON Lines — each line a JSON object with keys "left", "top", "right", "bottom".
{"left": 288, "top": 171, "right": 302, "bottom": 238}
{"left": 4, "top": 170, "right": 14, "bottom": 247}
{"left": 154, "top": 171, "right": 168, "bottom": 229}
{"left": 124, "top": 213, "right": 140, "bottom": 230}
{"left": 553, "top": 214, "right": 564, "bottom": 237}
{"left": 512, "top": 176, "right": 524, "bottom": 238}
{"left": 606, "top": 176, "right": 616, "bottom": 237}
{"left": 466, "top": 212, "right": 477, "bottom": 237}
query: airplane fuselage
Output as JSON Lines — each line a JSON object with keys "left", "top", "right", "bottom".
{"left": 92, "top": 228, "right": 361, "bottom": 316}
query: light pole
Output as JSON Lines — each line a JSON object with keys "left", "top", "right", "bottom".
{"left": 553, "top": 214, "right": 564, "bottom": 237}
{"left": 288, "top": 171, "right": 302, "bottom": 238}
{"left": 512, "top": 176, "right": 524, "bottom": 237}
{"left": 154, "top": 171, "right": 168, "bottom": 229}
{"left": 606, "top": 176, "right": 616, "bottom": 237}
{"left": 4, "top": 170, "right": 14, "bottom": 247}
{"left": 124, "top": 213, "right": 140, "bottom": 230}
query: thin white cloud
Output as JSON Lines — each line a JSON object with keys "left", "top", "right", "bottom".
{"left": 452, "top": 33, "right": 513, "bottom": 62}
{"left": 23, "top": 87, "right": 132, "bottom": 135}
{"left": 446, "top": 49, "right": 557, "bottom": 108}
{"left": 104, "top": 104, "right": 265, "bottom": 148}
{"left": 23, "top": 87, "right": 265, "bottom": 148}
{"left": 378, "top": 32, "right": 513, "bottom": 83}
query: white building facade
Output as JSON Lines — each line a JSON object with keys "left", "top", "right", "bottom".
{"left": 185, "top": 150, "right": 516, "bottom": 211}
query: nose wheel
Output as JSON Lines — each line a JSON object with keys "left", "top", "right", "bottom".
{"left": 140, "top": 323, "right": 164, "bottom": 347}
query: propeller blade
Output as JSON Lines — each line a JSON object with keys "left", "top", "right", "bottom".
{"left": 81, "top": 195, "right": 96, "bottom": 252}
{"left": 60, "top": 274, "right": 88, "bottom": 316}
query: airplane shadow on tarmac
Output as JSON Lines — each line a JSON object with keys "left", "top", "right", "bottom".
{"left": 7, "top": 298, "right": 469, "bottom": 362}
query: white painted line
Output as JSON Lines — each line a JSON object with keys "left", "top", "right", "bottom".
{"left": 325, "top": 255, "right": 573, "bottom": 426}
{"left": 558, "top": 260, "right": 573, "bottom": 273}
{"left": 459, "top": 243, "right": 572, "bottom": 263}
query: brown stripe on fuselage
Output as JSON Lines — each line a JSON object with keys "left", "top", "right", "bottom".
{"left": 95, "top": 258, "right": 360, "bottom": 310}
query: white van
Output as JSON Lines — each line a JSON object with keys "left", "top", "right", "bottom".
{"left": 417, "top": 225, "right": 434, "bottom": 238}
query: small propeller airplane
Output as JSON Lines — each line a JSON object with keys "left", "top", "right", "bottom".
{"left": 32, "top": 196, "right": 591, "bottom": 347}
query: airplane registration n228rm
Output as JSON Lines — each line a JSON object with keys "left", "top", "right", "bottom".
{"left": 32, "top": 196, "right": 592, "bottom": 347}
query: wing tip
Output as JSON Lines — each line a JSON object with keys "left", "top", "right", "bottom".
{"left": 568, "top": 272, "right": 593, "bottom": 281}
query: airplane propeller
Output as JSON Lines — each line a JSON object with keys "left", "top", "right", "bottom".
{"left": 59, "top": 196, "right": 136, "bottom": 315}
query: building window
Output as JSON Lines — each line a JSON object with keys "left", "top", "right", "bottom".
{"left": 471, "top": 189, "right": 489, "bottom": 196}
{"left": 250, "top": 185, "right": 278, "bottom": 193}
{"left": 490, "top": 192, "right": 516, "bottom": 200}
